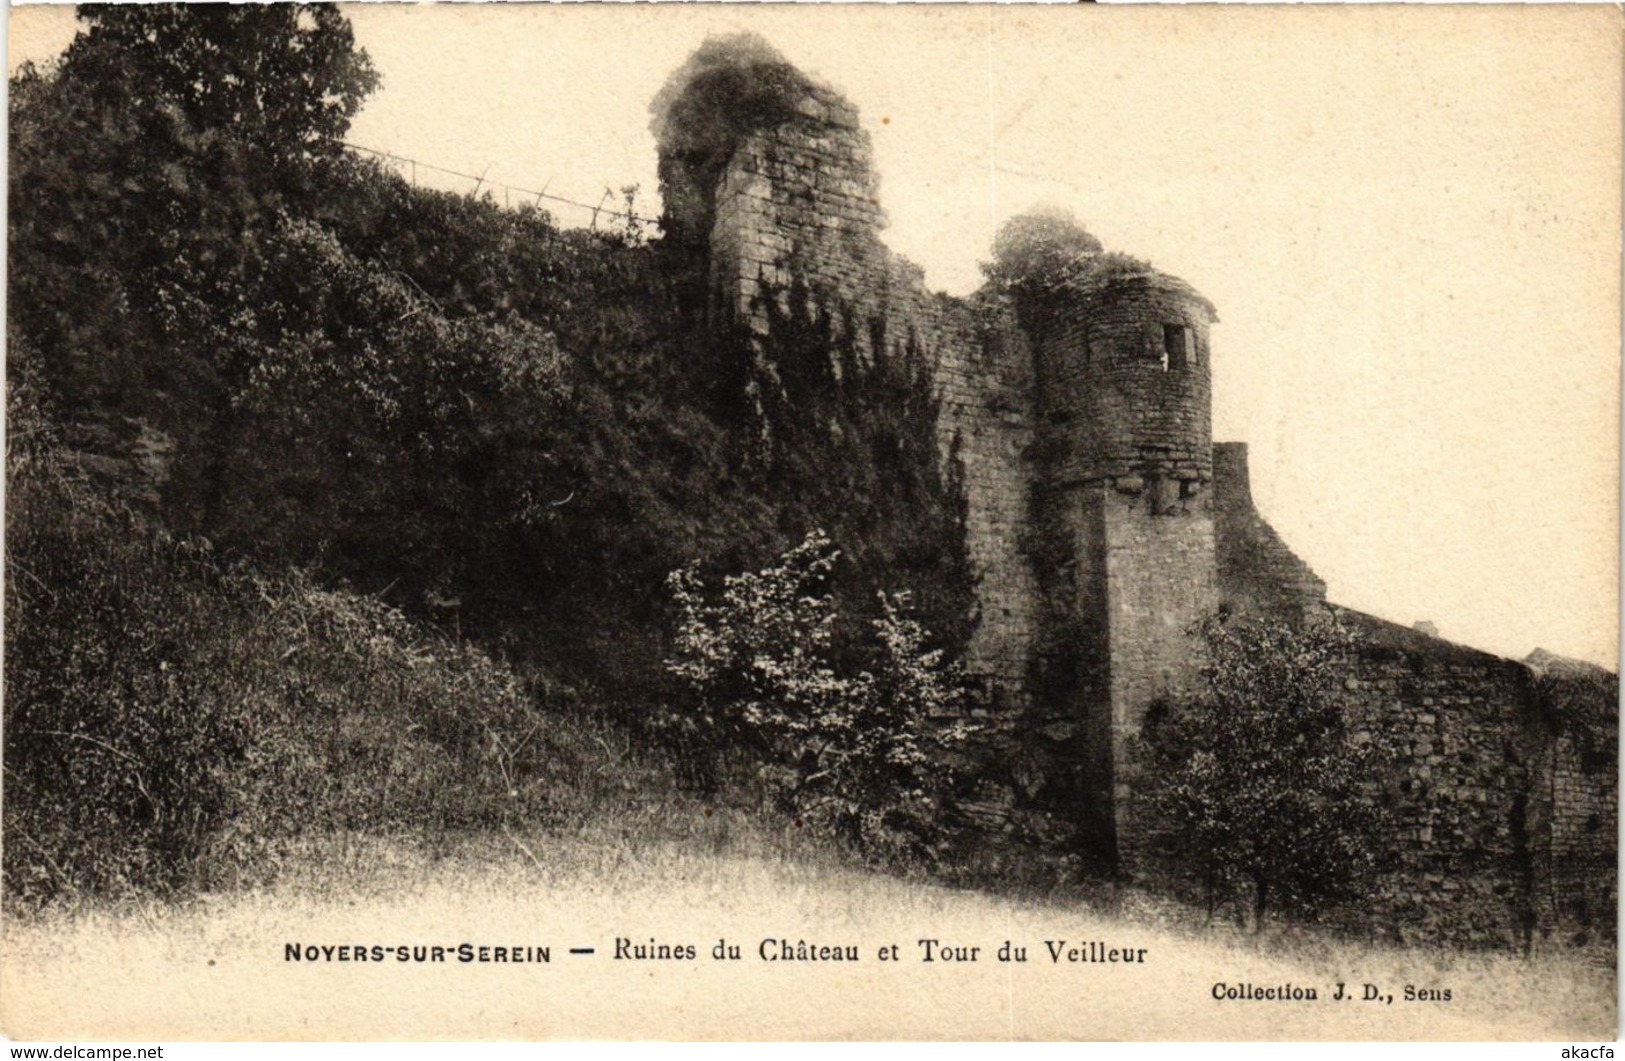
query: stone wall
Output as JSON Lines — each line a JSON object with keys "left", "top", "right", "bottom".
{"left": 1324, "top": 610, "right": 1617, "bottom": 951}
{"left": 1331, "top": 610, "right": 1545, "bottom": 946}
{"left": 1526, "top": 651, "right": 1618, "bottom": 949}
{"left": 708, "top": 87, "right": 880, "bottom": 344}
{"left": 705, "top": 84, "right": 1040, "bottom": 698}
{"left": 1213, "top": 442, "right": 1326, "bottom": 618}
{"left": 936, "top": 302, "right": 1039, "bottom": 689}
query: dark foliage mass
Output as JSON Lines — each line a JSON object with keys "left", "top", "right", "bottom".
{"left": 65, "top": 5, "right": 377, "bottom": 162}
{"left": 981, "top": 206, "right": 1105, "bottom": 290}
{"left": 981, "top": 207, "right": 1151, "bottom": 334}
{"left": 6, "top": 9, "right": 977, "bottom": 901}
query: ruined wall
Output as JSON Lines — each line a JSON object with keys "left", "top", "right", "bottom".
{"left": 1213, "top": 442, "right": 1326, "bottom": 617}
{"left": 1315, "top": 610, "right": 1618, "bottom": 951}
{"left": 705, "top": 86, "right": 1040, "bottom": 697}
{"left": 1331, "top": 611, "right": 1545, "bottom": 947}
{"left": 1526, "top": 653, "right": 1618, "bottom": 949}
{"left": 708, "top": 87, "right": 879, "bottom": 343}
{"left": 939, "top": 303, "right": 1039, "bottom": 690}
{"left": 1213, "top": 457, "right": 1612, "bottom": 950}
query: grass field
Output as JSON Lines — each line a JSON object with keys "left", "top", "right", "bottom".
{"left": 2, "top": 819, "right": 1614, "bottom": 1041}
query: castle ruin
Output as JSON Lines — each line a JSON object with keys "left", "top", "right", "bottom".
{"left": 656, "top": 40, "right": 1616, "bottom": 949}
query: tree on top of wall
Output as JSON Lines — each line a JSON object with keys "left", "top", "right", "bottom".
{"left": 1136, "top": 612, "right": 1390, "bottom": 932}
{"left": 650, "top": 33, "right": 822, "bottom": 249}
{"left": 981, "top": 206, "right": 1148, "bottom": 294}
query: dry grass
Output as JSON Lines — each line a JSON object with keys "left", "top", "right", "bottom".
{"left": 2, "top": 819, "right": 1612, "bottom": 1042}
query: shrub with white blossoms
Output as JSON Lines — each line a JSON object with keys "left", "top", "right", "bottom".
{"left": 664, "top": 530, "right": 975, "bottom": 865}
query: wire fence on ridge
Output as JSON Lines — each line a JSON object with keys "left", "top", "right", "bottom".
{"left": 340, "top": 140, "right": 660, "bottom": 231}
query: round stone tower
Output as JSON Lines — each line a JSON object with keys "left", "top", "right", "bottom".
{"left": 1069, "top": 273, "right": 1215, "bottom": 496}
{"left": 1028, "top": 268, "right": 1220, "bottom": 871}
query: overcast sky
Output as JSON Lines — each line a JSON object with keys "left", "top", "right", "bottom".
{"left": 10, "top": 4, "right": 1620, "bottom": 668}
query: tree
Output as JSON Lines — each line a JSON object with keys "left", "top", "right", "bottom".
{"left": 9, "top": 4, "right": 382, "bottom": 530}
{"left": 981, "top": 206, "right": 1102, "bottom": 287}
{"left": 981, "top": 206, "right": 1150, "bottom": 301}
{"left": 62, "top": 4, "right": 378, "bottom": 168}
{"left": 10, "top": 3, "right": 379, "bottom": 411}
{"left": 1137, "top": 612, "right": 1388, "bottom": 932}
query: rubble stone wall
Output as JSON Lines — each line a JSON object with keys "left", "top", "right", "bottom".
{"left": 1323, "top": 612, "right": 1617, "bottom": 952}
{"left": 707, "top": 92, "right": 1040, "bottom": 696}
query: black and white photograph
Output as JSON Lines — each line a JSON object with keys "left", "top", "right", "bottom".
{"left": 2, "top": 2, "right": 1618, "bottom": 1043}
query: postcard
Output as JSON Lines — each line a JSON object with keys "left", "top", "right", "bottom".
{"left": 3, "top": 2, "right": 1617, "bottom": 1043}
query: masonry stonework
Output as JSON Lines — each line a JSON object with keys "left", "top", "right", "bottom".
{"left": 1212, "top": 442, "right": 1327, "bottom": 618}
{"left": 657, "top": 51, "right": 1617, "bottom": 947}
{"left": 701, "top": 85, "right": 1042, "bottom": 696}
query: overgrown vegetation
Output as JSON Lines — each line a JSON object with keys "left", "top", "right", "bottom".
{"left": 4, "top": 383, "right": 666, "bottom": 905}
{"left": 981, "top": 206, "right": 1151, "bottom": 295}
{"left": 664, "top": 531, "right": 976, "bottom": 866}
{"left": 6, "top": 7, "right": 978, "bottom": 905}
{"left": 746, "top": 281, "right": 977, "bottom": 661}
{"left": 1135, "top": 613, "right": 1391, "bottom": 932}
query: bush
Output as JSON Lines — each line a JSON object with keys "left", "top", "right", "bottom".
{"left": 4, "top": 387, "right": 241, "bottom": 902}
{"left": 663, "top": 531, "right": 975, "bottom": 866}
